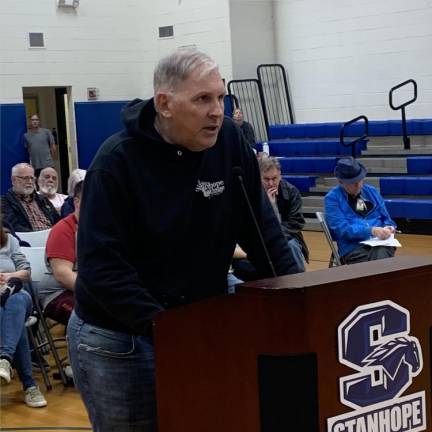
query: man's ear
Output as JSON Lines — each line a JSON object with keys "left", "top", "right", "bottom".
{"left": 155, "top": 92, "right": 173, "bottom": 119}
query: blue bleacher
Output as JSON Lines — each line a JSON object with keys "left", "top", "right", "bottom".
{"left": 268, "top": 139, "right": 367, "bottom": 157}
{"left": 282, "top": 175, "right": 318, "bottom": 193}
{"left": 278, "top": 157, "right": 338, "bottom": 174}
{"left": 385, "top": 199, "right": 432, "bottom": 219}
{"left": 407, "top": 157, "right": 432, "bottom": 174}
{"left": 269, "top": 119, "right": 432, "bottom": 139}
{"left": 380, "top": 177, "right": 432, "bottom": 195}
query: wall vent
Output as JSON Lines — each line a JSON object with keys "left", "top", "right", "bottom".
{"left": 28, "top": 32, "right": 45, "bottom": 48}
{"left": 159, "top": 26, "right": 174, "bottom": 39}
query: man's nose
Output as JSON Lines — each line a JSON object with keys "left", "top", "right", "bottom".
{"left": 209, "top": 99, "right": 224, "bottom": 117}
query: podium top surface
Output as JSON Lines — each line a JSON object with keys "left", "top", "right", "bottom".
{"left": 237, "top": 255, "right": 432, "bottom": 294}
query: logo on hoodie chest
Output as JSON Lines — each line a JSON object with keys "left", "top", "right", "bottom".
{"left": 195, "top": 179, "right": 225, "bottom": 199}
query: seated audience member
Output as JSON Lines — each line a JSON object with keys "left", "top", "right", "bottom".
{"left": 0, "top": 217, "right": 47, "bottom": 408}
{"left": 39, "top": 181, "right": 83, "bottom": 325}
{"left": 60, "top": 169, "right": 86, "bottom": 218}
{"left": 325, "top": 157, "right": 397, "bottom": 264}
{"left": 1, "top": 163, "right": 59, "bottom": 232}
{"left": 260, "top": 157, "right": 309, "bottom": 267}
{"left": 232, "top": 157, "right": 307, "bottom": 280}
{"left": 37, "top": 167, "right": 67, "bottom": 214}
{"left": 232, "top": 108, "right": 256, "bottom": 150}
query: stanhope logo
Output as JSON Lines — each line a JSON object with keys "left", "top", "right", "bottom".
{"left": 327, "top": 300, "right": 426, "bottom": 432}
{"left": 195, "top": 179, "right": 225, "bottom": 198}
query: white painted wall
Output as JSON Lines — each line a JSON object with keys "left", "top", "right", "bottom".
{"left": 148, "top": 0, "right": 233, "bottom": 83}
{"left": 0, "top": 0, "right": 233, "bottom": 104}
{"left": 274, "top": 0, "right": 432, "bottom": 122}
{"left": 229, "top": 0, "right": 276, "bottom": 79}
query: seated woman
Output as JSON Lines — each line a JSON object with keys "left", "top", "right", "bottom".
{"left": 0, "top": 218, "right": 47, "bottom": 408}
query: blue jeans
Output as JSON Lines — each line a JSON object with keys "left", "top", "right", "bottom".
{"left": 0, "top": 290, "right": 35, "bottom": 390}
{"left": 67, "top": 311, "right": 158, "bottom": 432}
{"left": 287, "top": 238, "right": 306, "bottom": 272}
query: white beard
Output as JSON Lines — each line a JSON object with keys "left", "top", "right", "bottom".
{"left": 40, "top": 185, "right": 57, "bottom": 195}
{"left": 17, "top": 186, "right": 34, "bottom": 196}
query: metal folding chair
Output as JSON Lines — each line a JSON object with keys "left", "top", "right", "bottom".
{"left": 22, "top": 247, "right": 69, "bottom": 388}
{"left": 316, "top": 211, "right": 343, "bottom": 267}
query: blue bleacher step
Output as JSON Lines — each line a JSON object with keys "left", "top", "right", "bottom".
{"left": 407, "top": 157, "right": 432, "bottom": 174}
{"left": 380, "top": 177, "right": 432, "bottom": 195}
{"left": 269, "top": 119, "right": 432, "bottom": 140}
{"left": 281, "top": 175, "right": 318, "bottom": 193}
{"left": 267, "top": 138, "right": 367, "bottom": 157}
{"left": 278, "top": 157, "right": 338, "bottom": 174}
{"left": 385, "top": 198, "right": 432, "bottom": 219}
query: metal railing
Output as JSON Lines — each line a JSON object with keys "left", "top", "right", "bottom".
{"left": 257, "top": 64, "right": 295, "bottom": 125}
{"left": 227, "top": 79, "right": 270, "bottom": 142}
{"left": 340, "top": 115, "right": 369, "bottom": 158}
{"left": 389, "top": 79, "right": 417, "bottom": 150}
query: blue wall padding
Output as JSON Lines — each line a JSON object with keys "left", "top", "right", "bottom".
{"left": 385, "top": 199, "right": 432, "bottom": 219}
{"left": 269, "top": 119, "right": 432, "bottom": 139}
{"left": 407, "top": 157, "right": 432, "bottom": 174}
{"left": 0, "top": 104, "right": 27, "bottom": 193}
{"left": 75, "top": 101, "right": 128, "bottom": 169}
{"left": 380, "top": 177, "right": 432, "bottom": 195}
{"left": 269, "top": 139, "right": 366, "bottom": 157}
{"left": 282, "top": 175, "right": 317, "bottom": 192}
{"left": 278, "top": 156, "right": 338, "bottom": 173}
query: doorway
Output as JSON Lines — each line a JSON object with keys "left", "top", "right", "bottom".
{"left": 22, "top": 86, "right": 76, "bottom": 194}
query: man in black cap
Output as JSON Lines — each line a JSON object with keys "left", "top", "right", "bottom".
{"left": 324, "top": 157, "right": 397, "bottom": 264}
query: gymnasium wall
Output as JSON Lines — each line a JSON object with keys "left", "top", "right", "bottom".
{"left": 273, "top": 0, "right": 432, "bottom": 122}
{"left": 229, "top": 0, "right": 276, "bottom": 79}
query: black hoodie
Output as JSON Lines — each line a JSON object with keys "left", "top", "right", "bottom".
{"left": 74, "top": 98, "right": 300, "bottom": 335}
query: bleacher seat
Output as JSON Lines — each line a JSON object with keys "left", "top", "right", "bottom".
{"left": 282, "top": 175, "right": 318, "bottom": 192}
{"left": 407, "top": 157, "right": 432, "bottom": 174}
{"left": 385, "top": 199, "right": 432, "bottom": 219}
{"left": 269, "top": 119, "right": 432, "bottom": 140}
{"left": 380, "top": 177, "right": 432, "bottom": 195}
{"left": 278, "top": 157, "right": 338, "bottom": 174}
{"left": 269, "top": 139, "right": 366, "bottom": 157}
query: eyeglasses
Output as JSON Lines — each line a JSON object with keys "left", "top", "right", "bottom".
{"left": 14, "top": 175, "right": 35, "bottom": 181}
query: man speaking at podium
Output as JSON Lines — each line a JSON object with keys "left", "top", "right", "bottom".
{"left": 67, "top": 48, "right": 301, "bottom": 431}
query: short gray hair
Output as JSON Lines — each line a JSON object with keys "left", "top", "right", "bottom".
{"left": 259, "top": 156, "right": 281, "bottom": 173}
{"left": 11, "top": 163, "right": 33, "bottom": 176}
{"left": 153, "top": 48, "right": 219, "bottom": 93}
{"left": 67, "top": 168, "right": 86, "bottom": 196}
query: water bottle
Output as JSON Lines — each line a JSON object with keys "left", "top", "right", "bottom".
{"left": 262, "top": 141, "right": 270, "bottom": 155}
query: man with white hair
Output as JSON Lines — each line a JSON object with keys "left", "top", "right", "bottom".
{"left": 37, "top": 167, "right": 67, "bottom": 214}
{"left": 68, "top": 48, "right": 301, "bottom": 431}
{"left": 1, "top": 163, "right": 59, "bottom": 232}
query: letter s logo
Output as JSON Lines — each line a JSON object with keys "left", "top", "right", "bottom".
{"left": 338, "top": 301, "right": 422, "bottom": 409}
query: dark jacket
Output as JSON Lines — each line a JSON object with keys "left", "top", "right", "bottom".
{"left": 239, "top": 121, "right": 256, "bottom": 150}
{"left": 1, "top": 189, "right": 60, "bottom": 232}
{"left": 75, "top": 98, "right": 301, "bottom": 335}
{"left": 276, "top": 179, "right": 310, "bottom": 263}
{"left": 60, "top": 196, "right": 75, "bottom": 218}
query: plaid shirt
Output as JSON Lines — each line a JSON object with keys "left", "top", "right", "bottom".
{"left": 18, "top": 193, "right": 52, "bottom": 231}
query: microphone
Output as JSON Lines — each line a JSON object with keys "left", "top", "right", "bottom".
{"left": 232, "top": 166, "right": 277, "bottom": 278}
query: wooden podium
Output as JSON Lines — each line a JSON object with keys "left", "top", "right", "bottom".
{"left": 154, "top": 256, "right": 432, "bottom": 432}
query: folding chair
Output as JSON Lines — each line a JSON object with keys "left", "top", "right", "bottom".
{"left": 315, "top": 211, "right": 343, "bottom": 267}
{"left": 16, "top": 229, "right": 51, "bottom": 247}
{"left": 22, "top": 247, "right": 69, "bottom": 389}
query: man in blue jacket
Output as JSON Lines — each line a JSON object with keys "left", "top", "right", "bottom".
{"left": 325, "top": 157, "right": 397, "bottom": 264}
{"left": 67, "top": 48, "right": 301, "bottom": 431}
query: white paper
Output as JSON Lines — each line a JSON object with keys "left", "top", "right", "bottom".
{"left": 360, "top": 233, "right": 402, "bottom": 247}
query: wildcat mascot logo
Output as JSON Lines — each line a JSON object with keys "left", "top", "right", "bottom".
{"left": 327, "top": 301, "right": 426, "bottom": 432}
